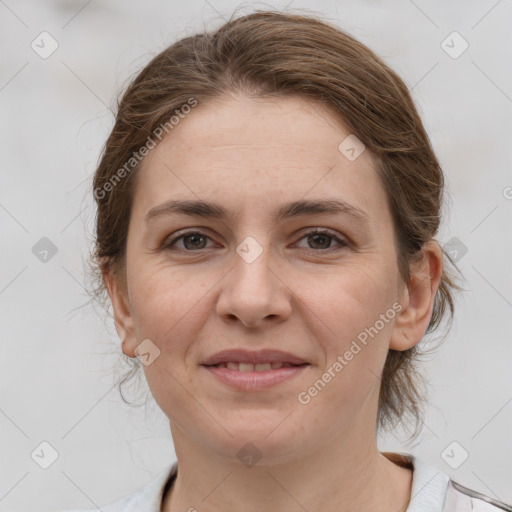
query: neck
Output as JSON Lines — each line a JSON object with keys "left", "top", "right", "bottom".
{"left": 162, "top": 426, "right": 412, "bottom": 512}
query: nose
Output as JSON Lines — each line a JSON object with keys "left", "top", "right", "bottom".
{"left": 215, "top": 239, "right": 292, "bottom": 329}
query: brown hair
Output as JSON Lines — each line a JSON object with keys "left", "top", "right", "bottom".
{"left": 91, "top": 9, "right": 465, "bottom": 440}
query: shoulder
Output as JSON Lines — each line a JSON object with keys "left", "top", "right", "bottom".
{"left": 446, "top": 480, "right": 512, "bottom": 512}
{"left": 382, "top": 452, "right": 512, "bottom": 512}
{"left": 54, "top": 463, "right": 177, "bottom": 512}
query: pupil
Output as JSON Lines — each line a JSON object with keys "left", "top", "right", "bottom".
{"left": 310, "top": 233, "right": 330, "bottom": 249}
{"left": 185, "top": 234, "right": 206, "bottom": 249}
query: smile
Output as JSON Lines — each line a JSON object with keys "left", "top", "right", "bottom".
{"left": 207, "top": 362, "right": 305, "bottom": 371}
{"left": 202, "top": 363, "right": 310, "bottom": 390}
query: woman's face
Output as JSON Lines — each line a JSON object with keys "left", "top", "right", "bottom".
{"left": 110, "top": 94, "right": 417, "bottom": 463}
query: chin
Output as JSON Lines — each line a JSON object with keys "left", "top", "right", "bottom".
{"left": 204, "top": 417, "right": 310, "bottom": 467}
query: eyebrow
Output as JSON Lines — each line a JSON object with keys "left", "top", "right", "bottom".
{"left": 145, "top": 198, "right": 370, "bottom": 226}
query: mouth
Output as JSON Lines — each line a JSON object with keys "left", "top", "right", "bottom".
{"left": 200, "top": 349, "right": 310, "bottom": 390}
{"left": 203, "top": 362, "right": 309, "bottom": 372}
{"left": 201, "top": 360, "right": 310, "bottom": 390}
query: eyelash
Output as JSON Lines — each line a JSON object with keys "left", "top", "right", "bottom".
{"left": 163, "top": 228, "right": 348, "bottom": 253}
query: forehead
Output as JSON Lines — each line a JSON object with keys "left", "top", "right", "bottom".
{"left": 133, "top": 95, "right": 389, "bottom": 226}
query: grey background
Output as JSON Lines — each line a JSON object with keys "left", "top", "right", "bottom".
{"left": 1, "top": 0, "right": 511, "bottom": 510}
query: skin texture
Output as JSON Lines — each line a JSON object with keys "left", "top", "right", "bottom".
{"left": 105, "top": 94, "right": 443, "bottom": 512}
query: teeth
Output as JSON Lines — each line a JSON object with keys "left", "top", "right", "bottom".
{"left": 239, "top": 363, "right": 254, "bottom": 372}
{"left": 214, "top": 362, "right": 297, "bottom": 371}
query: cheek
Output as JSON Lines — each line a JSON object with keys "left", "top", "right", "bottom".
{"left": 130, "top": 257, "right": 198, "bottom": 316}
{"left": 293, "top": 262, "right": 397, "bottom": 409}
{"left": 295, "top": 270, "right": 395, "bottom": 420}
{"left": 297, "top": 261, "right": 398, "bottom": 342}
{"left": 128, "top": 268, "right": 208, "bottom": 419}
{"left": 128, "top": 263, "right": 216, "bottom": 373}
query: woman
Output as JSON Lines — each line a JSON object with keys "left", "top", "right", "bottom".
{"left": 63, "top": 9, "right": 511, "bottom": 512}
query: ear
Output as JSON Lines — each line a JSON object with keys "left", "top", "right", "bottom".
{"left": 103, "top": 266, "right": 137, "bottom": 358}
{"left": 390, "top": 240, "right": 443, "bottom": 351}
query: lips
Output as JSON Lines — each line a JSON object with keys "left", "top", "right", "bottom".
{"left": 202, "top": 351, "right": 310, "bottom": 390}
{"left": 201, "top": 349, "right": 309, "bottom": 368}
{"left": 212, "top": 361, "right": 303, "bottom": 372}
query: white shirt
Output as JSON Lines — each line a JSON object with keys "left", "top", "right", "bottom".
{"left": 58, "top": 452, "right": 512, "bottom": 512}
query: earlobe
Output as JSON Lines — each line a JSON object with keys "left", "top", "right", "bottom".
{"left": 103, "top": 268, "right": 137, "bottom": 358}
{"left": 389, "top": 241, "right": 443, "bottom": 351}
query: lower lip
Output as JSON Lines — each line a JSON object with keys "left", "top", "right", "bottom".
{"left": 202, "top": 364, "right": 309, "bottom": 390}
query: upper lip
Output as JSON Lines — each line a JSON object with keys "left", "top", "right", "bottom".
{"left": 201, "top": 349, "right": 309, "bottom": 366}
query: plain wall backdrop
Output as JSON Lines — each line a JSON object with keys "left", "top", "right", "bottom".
{"left": 1, "top": 0, "right": 511, "bottom": 510}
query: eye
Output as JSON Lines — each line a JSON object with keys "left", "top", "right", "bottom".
{"left": 295, "top": 228, "right": 348, "bottom": 251}
{"left": 163, "top": 230, "right": 215, "bottom": 251}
